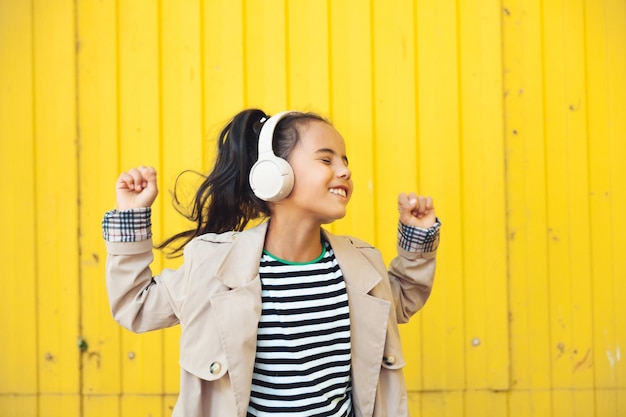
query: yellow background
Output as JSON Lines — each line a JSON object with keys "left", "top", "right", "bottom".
{"left": 1, "top": 0, "right": 625, "bottom": 416}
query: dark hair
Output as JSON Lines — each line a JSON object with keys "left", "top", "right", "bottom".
{"left": 156, "top": 108, "right": 328, "bottom": 256}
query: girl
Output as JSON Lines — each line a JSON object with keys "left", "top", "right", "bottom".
{"left": 102, "top": 109, "right": 440, "bottom": 417}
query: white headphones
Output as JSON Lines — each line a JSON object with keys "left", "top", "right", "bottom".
{"left": 249, "top": 111, "right": 296, "bottom": 201}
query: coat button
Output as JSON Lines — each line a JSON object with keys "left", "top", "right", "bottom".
{"left": 209, "top": 361, "right": 222, "bottom": 375}
{"left": 383, "top": 355, "right": 396, "bottom": 366}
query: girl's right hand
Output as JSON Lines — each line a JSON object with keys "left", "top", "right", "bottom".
{"left": 115, "top": 166, "right": 159, "bottom": 211}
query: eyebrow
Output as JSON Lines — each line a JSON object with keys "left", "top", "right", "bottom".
{"left": 315, "top": 148, "right": 349, "bottom": 165}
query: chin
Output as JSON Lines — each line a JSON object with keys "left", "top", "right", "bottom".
{"left": 321, "top": 211, "right": 347, "bottom": 224}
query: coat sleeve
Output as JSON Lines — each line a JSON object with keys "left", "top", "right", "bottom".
{"left": 387, "top": 231, "right": 439, "bottom": 324}
{"left": 105, "top": 238, "right": 190, "bottom": 333}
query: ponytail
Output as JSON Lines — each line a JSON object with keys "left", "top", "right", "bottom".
{"left": 157, "top": 108, "right": 269, "bottom": 255}
{"left": 157, "top": 108, "right": 328, "bottom": 256}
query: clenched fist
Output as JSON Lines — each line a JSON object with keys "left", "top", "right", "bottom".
{"left": 116, "top": 166, "right": 159, "bottom": 211}
{"left": 397, "top": 192, "right": 436, "bottom": 229}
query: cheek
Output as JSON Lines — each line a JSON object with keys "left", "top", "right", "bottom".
{"left": 290, "top": 173, "right": 320, "bottom": 197}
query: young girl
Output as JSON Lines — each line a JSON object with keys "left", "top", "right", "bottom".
{"left": 102, "top": 109, "right": 440, "bottom": 417}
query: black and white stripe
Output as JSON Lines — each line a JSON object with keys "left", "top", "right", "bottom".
{"left": 247, "top": 242, "right": 353, "bottom": 417}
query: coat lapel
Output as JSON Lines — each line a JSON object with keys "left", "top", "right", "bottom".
{"left": 324, "top": 231, "right": 392, "bottom": 417}
{"left": 210, "top": 222, "right": 268, "bottom": 416}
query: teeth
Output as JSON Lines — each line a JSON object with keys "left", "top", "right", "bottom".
{"left": 330, "top": 188, "right": 347, "bottom": 198}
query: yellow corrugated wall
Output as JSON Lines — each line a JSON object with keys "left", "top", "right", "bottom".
{"left": 0, "top": 0, "right": 624, "bottom": 416}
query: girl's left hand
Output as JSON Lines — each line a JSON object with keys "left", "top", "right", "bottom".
{"left": 397, "top": 192, "right": 436, "bottom": 229}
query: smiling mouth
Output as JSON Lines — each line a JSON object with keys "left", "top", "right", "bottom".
{"left": 329, "top": 188, "right": 347, "bottom": 198}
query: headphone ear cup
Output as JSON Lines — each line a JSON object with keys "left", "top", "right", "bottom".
{"left": 249, "top": 155, "right": 294, "bottom": 202}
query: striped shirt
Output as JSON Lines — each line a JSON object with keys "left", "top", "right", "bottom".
{"left": 247, "top": 241, "right": 353, "bottom": 417}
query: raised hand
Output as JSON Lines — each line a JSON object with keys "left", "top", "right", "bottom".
{"left": 115, "top": 166, "right": 159, "bottom": 211}
{"left": 397, "top": 192, "right": 436, "bottom": 229}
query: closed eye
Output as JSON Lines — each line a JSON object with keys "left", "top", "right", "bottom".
{"left": 316, "top": 148, "right": 349, "bottom": 166}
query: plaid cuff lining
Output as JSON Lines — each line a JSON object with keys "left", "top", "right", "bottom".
{"left": 398, "top": 218, "right": 441, "bottom": 253}
{"left": 102, "top": 207, "right": 152, "bottom": 242}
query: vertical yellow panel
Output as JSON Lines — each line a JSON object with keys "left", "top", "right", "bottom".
{"left": 287, "top": 0, "right": 330, "bottom": 111}
{"left": 202, "top": 0, "right": 245, "bottom": 135}
{"left": 464, "top": 391, "right": 508, "bottom": 417}
{"left": 0, "top": 0, "right": 38, "bottom": 401}
{"left": 118, "top": 0, "right": 164, "bottom": 396}
{"left": 502, "top": 0, "right": 552, "bottom": 396}
{"left": 33, "top": 0, "right": 80, "bottom": 397}
{"left": 370, "top": 1, "right": 422, "bottom": 391}
{"left": 605, "top": 0, "right": 626, "bottom": 392}
{"left": 375, "top": 12, "right": 424, "bottom": 386}
{"left": 160, "top": 0, "right": 203, "bottom": 177}
{"left": 509, "top": 391, "right": 552, "bottom": 417}
{"left": 159, "top": 0, "right": 203, "bottom": 395}
{"left": 328, "top": 0, "right": 375, "bottom": 241}
{"left": 415, "top": 0, "right": 465, "bottom": 392}
{"left": 542, "top": 0, "right": 594, "bottom": 390}
{"left": 620, "top": 390, "right": 626, "bottom": 417}
{"left": 601, "top": 0, "right": 626, "bottom": 394}
{"left": 552, "top": 390, "right": 596, "bottom": 417}
{"left": 121, "top": 396, "right": 163, "bottom": 417}
{"left": 0, "top": 396, "right": 38, "bottom": 417}
{"left": 83, "top": 395, "right": 120, "bottom": 417}
{"left": 595, "top": 390, "right": 621, "bottom": 417}
{"left": 419, "top": 392, "right": 464, "bottom": 417}
{"left": 77, "top": 0, "right": 122, "bottom": 408}
{"left": 39, "top": 395, "right": 80, "bottom": 417}
{"left": 244, "top": 0, "right": 288, "bottom": 109}
{"left": 584, "top": 0, "right": 620, "bottom": 395}
{"left": 163, "top": 394, "right": 178, "bottom": 416}
{"left": 371, "top": 0, "right": 418, "bottom": 257}
{"left": 458, "top": 0, "right": 509, "bottom": 390}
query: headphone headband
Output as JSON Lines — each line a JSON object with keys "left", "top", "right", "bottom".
{"left": 257, "top": 111, "right": 296, "bottom": 156}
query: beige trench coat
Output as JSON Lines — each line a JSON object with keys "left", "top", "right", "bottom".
{"left": 105, "top": 221, "right": 437, "bottom": 417}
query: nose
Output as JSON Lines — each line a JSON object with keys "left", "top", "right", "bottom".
{"left": 337, "top": 164, "right": 351, "bottom": 179}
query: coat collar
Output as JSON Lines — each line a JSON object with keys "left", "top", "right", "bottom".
{"left": 214, "top": 221, "right": 382, "bottom": 295}
{"left": 322, "top": 229, "right": 382, "bottom": 294}
{"left": 214, "top": 221, "right": 268, "bottom": 288}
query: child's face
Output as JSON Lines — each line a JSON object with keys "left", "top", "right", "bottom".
{"left": 281, "top": 120, "right": 353, "bottom": 224}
